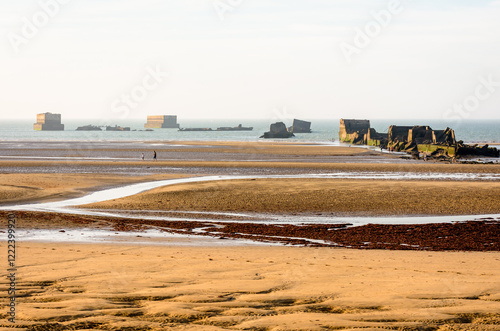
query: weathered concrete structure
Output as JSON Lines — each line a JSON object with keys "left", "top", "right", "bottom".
{"left": 339, "top": 119, "right": 387, "bottom": 146}
{"left": 339, "top": 119, "right": 499, "bottom": 158}
{"left": 339, "top": 119, "right": 370, "bottom": 144}
{"left": 457, "top": 144, "right": 499, "bottom": 157}
{"left": 366, "top": 128, "right": 388, "bottom": 146}
{"left": 144, "top": 115, "right": 179, "bottom": 129}
{"left": 388, "top": 125, "right": 413, "bottom": 143}
{"left": 408, "top": 126, "right": 433, "bottom": 143}
{"left": 33, "top": 112, "right": 64, "bottom": 131}
{"left": 288, "top": 119, "right": 312, "bottom": 133}
{"left": 106, "top": 125, "right": 130, "bottom": 131}
{"left": 388, "top": 126, "right": 458, "bottom": 156}
{"left": 432, "top": 128, "right": 455, "bottom": 145}
{"left": 178, "top": 127, "right": 212, "bottom": 131}
{"left": 217, "top": 124, "right": 253, "bottom": 131}
{"left": 260, "top": 122, "right": 295, "bottom": 139}
{"left": 76, "top": 125, "right": 102, "bottom": 131}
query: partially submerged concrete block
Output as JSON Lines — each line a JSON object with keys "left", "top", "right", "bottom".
{"left": 366, "top": 128, "right": 388, "bottom": 146}
{"left": 145, "top": 115, "right": 179, "bottom": 128}
{"left": 388, "top": 126, "right": 413, "bottom": 143}
{"left": 339, "top": 119, "right": 370, "bottom": 144}
{"left": 338, "top": 119, "right": 497, "bottom": 158}
{"left": 432, "top": 128, "right": 455, "bottom": 145}
{"left": 289, "top": 119, "right": 312, "bottom": 133}
{"left": 417, "top": 144, "right": 456, "bottom": 157}
{"left": 34, "top": 112, "right": 64, "bottom": 131}
{"left": 261, "top": 122, "right": 295, "bottom": 138}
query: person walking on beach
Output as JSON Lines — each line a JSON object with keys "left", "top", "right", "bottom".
{"left": 141, "top": 153, "right": 144, "bottom": 161}
{"left": 153, "top": 150, "right": 157, "bottom": 161}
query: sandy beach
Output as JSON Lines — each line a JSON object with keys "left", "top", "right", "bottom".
{"left": 1, "top": 141, "right": 499, "bottom": 329}
{"left": 0, "top": 243, "right": 499, "bottom": 330}
{"left": 3, "top": 0, "right": 500, "bottom": 328}
{"left": 0, "top": 173, "right": 188, "bottom": 205}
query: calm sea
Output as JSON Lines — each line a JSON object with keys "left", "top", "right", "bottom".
{"left": 0, "top": 119, "right": 498, "bottom": 144}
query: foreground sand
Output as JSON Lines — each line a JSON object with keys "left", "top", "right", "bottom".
{"left": 1, "top": 243, "right": 499, "bottom": 330}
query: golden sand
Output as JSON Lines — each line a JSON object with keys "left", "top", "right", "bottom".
{"left": 83, "top": 178, "right": 500, "bottom": 216}
{"left": 1, "top": 243, "right": 499, "bottom": 330}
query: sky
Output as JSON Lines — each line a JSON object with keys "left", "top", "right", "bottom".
{"left": 1, "top": 0, "right": 499, "bottom": 121}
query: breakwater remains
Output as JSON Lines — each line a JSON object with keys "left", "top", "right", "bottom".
{"left": 339, "top": 119, "right": 499, "bottom": 159}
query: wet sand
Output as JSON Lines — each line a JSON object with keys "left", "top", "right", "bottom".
{"left": 0, "top": 242, "right": 499, "bottom": 330}
{"left": 4, "top": 211, "right": 499, "bottom": 251}
{"left": 83, "top": 178, "right": 500, "bottom": 216}
{"left": 1, "top": 159, "right": 500, "bottom": 175}
{"left": 0, "top": 173, "right": 187, "bottom": 205}
{"left": 1, "top": 140, "right": 499, "bottom": 177}
{"left": 1, "top": 141, "right": 499, "bottom": 330}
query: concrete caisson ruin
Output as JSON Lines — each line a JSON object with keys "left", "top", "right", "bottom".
{"left": 260, "top": 122, "right": 295, "bottom": 139}
{"left": 339, "top": 119, "right": 388, "bottom": 146}
{"left": 76, "top": 125, "right": 102, "bottom": 131}
{"left": 366, "top": 127, "right": 389, "bottom": 146}
{"left": 33, "top": 112, "right": 64, "bottom": 131}
{"left": 106, "top": 125, "right": 130, "bottom": 131}
{"left": 288, "top": 119, "right": 312, "bottom": 133}
{"left": 339, "top": 119, "right": 499, "bottom": 158}
{"left": 388, "top": 125, "right": 457, "bottom": 156}
{"left": 144, "top": 115, "right": 180, "bottom": 129}
{"left": 339, "top": 119, "right": 370, "bottom": 144}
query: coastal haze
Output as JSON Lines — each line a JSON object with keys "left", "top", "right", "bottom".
{"left": 1, "top": 0, "right": 500, "bottom": 120}
{"left": 1, "top": 1, "right": 500, "bottom": 330}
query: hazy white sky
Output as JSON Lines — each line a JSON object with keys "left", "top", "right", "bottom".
{"left": 1, "top": 0, "right": 499, "bottom": 121}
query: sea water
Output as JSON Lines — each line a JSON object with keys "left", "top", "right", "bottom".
{"left": 0, "top": 118, "right": 498, "bottom": 143}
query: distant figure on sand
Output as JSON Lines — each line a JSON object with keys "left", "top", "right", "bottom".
{"left": 153, "top": 150, "right": 157, "bottom": 161}
{"left": 141, "top": 153, "right": 144, "bottom": 161}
